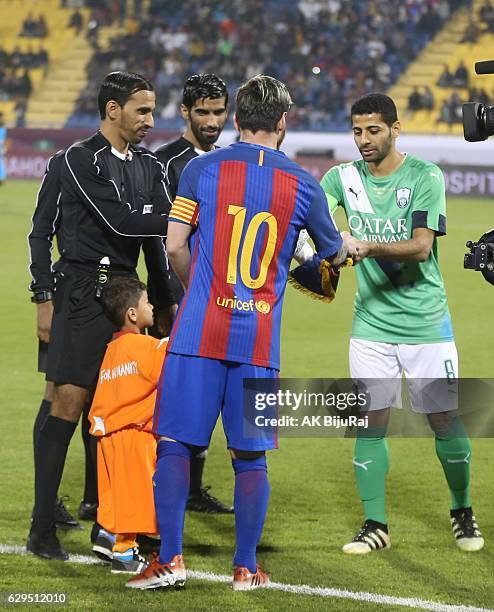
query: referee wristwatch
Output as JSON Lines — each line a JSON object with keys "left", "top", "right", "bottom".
{"left": 31, "top": 290, "right": 53, "bottom": 304}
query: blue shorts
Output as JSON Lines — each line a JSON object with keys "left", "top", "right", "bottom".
{"left": 153, "top": 353, "right": 279, "bottom": 451}
{"left": 0, "top": 158, "right": 5, "bottom": 181}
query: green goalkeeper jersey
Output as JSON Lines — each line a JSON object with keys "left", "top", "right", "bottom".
{"left": 320, "top": 154, "right": 454, "bottom": 344}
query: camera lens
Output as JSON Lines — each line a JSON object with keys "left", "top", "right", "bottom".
{"left": 462, "top": 102, "right": 494, "bottom": 141}
{"left": 482, "top": 105, "right": 494, "bottom": 138}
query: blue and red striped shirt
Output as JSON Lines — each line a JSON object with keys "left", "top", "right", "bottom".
{"left": 167, "top": 141, "right": 341, "bottom": 369}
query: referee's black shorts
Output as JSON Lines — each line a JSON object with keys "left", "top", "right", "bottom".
{"left": 46, "top": 262, "right": 132, "bottom": 388}
{"left": 38, "top": 340, "right": 49, "bottom": 374}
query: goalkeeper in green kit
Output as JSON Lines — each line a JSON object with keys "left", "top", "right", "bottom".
{"left": 320, "top": 94, "right": 484, "bottom": 554}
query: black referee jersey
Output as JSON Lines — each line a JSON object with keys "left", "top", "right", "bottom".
{"left": 155, "top": 136, "right": 203, "bottom": 207}
{"left": 153, "top": 136, "right": 207, "bottom": 304}
{"left": 60, "top": 131, "right": 169, "bottom": 271}
{"left": 28, "top": 149, "right": 65, "bottom": 294}
{"left": 28, "top": 131, "right": 175, "bottom": 305}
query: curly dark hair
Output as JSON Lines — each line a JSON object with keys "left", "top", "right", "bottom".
{"left": 350, "top": 93, "right": 398, "bottom": 127}
{"left": 182, "top": 73, "right": 228, "bottom": 109}
{"left": 100, "top": 276, "right": 147, "bottom": 327}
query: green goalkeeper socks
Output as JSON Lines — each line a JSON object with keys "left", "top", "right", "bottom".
{"left": 435, "top": 428, "right": 472, "bottom": 510}
{"left": 353, "top": 435, "right": 389, "bottom": 525}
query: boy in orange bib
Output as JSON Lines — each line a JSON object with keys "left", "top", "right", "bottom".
{"left": 89, "top": 277, "right": 167, "bottom": 574}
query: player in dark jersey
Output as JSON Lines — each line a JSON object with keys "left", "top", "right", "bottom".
{"left": 153, "top": 74, "right": 231, "bottom": 514}
{"left": 152, "top": 74, "right": 229, "bottom": 330}
{"left": 127, "top": 75, "right": 352, "bottom": 592}
{"left": 156, "top": 74, "right": 228, "bottom": 208}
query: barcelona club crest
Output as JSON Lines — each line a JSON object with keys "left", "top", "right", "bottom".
{"left": 396, "top": 187, "right": 411, "bottom": 209}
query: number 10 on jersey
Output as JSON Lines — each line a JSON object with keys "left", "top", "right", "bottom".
{"left": 226, "top": 205, "right": 278, "bottom": 290}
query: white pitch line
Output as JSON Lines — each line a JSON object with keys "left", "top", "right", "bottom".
{"left": 0, "top": 545, "right": 104, "bottom": 566}
{"left": 1, "top": 545, "right": 491, "bottom": 612}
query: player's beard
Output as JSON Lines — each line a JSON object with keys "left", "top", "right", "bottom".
{"left": 121, "top": 117, "right": 149, "bottom": 145}
{"left": 360, "top": 130, "right": 392, "bottom": 164}
{"left": 276, "top": 126, "right": 286, "bottom": 149}
{"left": 191, "top": 119, "right": 220, "bottom": 150}
{"left": 129, "top": 132, "right": 146, "bottom": 144}
{"left": 120, "top": 111, "right": 151, "bottom": 144}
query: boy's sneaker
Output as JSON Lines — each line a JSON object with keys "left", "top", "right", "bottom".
{"left": 342, "top": 519, "right": 391, "bottom": 554}
{"left": 233, "top": 565, "right": 269, "bottom": 591}
{"left": 54, "top": 498, "right": 82, "bottom": 531}
{"left": 90, "top": 523, "right": 115, "bottom": 562}
{"left": 187, "top": 487, "right": 233, "bottom": 514}
{"left": 450, "top": 507, "right": 484, "bottom": 552}
{"left": 111, "top": 547, "right": 147, "bottom": 574}
{"left": 126, "top": 554, "right": 186, "bottom": 589}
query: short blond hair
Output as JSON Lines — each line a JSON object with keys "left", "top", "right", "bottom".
{"left": 235, "top": 75, "right": 292, "bottom": 133}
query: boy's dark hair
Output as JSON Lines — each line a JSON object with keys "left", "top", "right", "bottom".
{"left": 101, "top": 276, "right": 147, "bottom": 327}
{"left": 98, "top": 71, "right": 153, "bottom": 119}
{"left": 350, "top": 93, "right": 398, "bottom": 126}
{"left": 182, "top": 73, "right": 228, "bottom": 109}
{"left": 235, "top": 74, "right": 292, "bottom": 133}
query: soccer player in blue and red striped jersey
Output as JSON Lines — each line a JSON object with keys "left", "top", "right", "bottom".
{"left": 128, "top": 75, "right": 351, "bottom": 592}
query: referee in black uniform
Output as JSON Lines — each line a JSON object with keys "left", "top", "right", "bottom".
{"left": 153, "top": 74, "right": 233, "bottom": 514}
{"left": 28, "top": 71, "right": 173, "bottom": 560}
{"left": 28, "top": 149, "right": 84, "bottom": 531}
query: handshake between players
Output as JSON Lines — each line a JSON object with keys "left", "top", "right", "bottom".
{"left": 295, "top": 229, "right": 367, "bottom": 268}
{"left": 289, "top": 229, "right": 363, "bottom": 304}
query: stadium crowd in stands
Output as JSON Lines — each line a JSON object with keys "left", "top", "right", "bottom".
{"left": 437, "top": 91, "right": 464, "bottom": 125}
{"left": 63, "top": 0, "right": 144, "bottom": 47}
{"left": 435, "top": 57, "right": 492, "bottom": 127}
{"left": 479, "top": 0, "right": 494, "bottom": 31}
{"left": 70, "top": 0, "right": 467, "bottom": 130}
{"left": 2, "top": 0, "right": 488, "bottom": 132}
{"left": 432, "top": 1, "right": 494, "bottom": 127}
{"left": 3, "top": 46, "right": 48, "bottom": 71}
{"left": 0, "top": 44, "right": 48, "bottom": 125}
{"left": 0, "top": 69, "right": 32, "bottom": 100}
{"left": 437, "top": 60, "right": 470, "bottom": 88}
{"left": 407, "top": 85, "right": 435, "bottom": 112}
{"left": 460, "top": 18, "right": 481, "bottom": 43}
{"left": 19, "top": 13, "right": 49, "bottom": 38}
{"left": 437, "top": 86, "right": 490, "bottom": 126}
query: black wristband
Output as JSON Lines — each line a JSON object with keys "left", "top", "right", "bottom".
{"left": 31, "top": 290, "right": 53, "bottom": 304}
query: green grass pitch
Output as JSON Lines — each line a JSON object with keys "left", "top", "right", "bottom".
{"left": 0, "top": 180, "right": 492, "bottom": 611}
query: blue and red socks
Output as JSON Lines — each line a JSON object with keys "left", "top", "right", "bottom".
{"left": 154, "top": 440, "right": 191, "bottom": 563}
{"left": 232, "top": 456, "right": 270, "bottom": 573}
